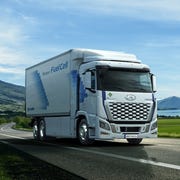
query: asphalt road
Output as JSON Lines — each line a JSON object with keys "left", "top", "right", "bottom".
{"left": 0, "top": 123, "right": 180, "bottom": 180}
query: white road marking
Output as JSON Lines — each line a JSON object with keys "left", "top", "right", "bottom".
{"left": 0, "top": 126, "right": 9, "bottom": 131}
{"left": 0, "top": 140, "right": 10, "bottom": 145}
{"left": 0, "top": 123, "right": 15, "bottom": 132}
{"left": 0, "top": 133, "right": 25, "bottom": 140}
{"left": 66, "top": 146, "right": 180, "bottom": 170}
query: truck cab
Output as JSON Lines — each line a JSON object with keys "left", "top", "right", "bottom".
{"left": 77, "top": 55, "right": 157, "bottom": 144}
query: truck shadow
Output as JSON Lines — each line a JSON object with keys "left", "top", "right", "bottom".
{"left": 53, "top": 138, "right": 157, "bottom": 179}
{"left": 52, "top": 138, "right": 155, "bottom": 147}
{"left": 0, "top": 137, "right": 155, "bottom": 148}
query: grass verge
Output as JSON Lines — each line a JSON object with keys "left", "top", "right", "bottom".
{"left": 158, "top": 118, "right": 180, "bottom": 138}
{"left": 0, "top": 142, "right": 84, "bottom": 180}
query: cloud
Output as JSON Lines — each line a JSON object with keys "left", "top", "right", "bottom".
{"left": 158, "top": 84, "right": 180, "bottom": 99}
{"left": 0, "top": 11, "right": 37, "bottom": 47}
{"left": 18, "top": 13, "right": 37, "bottom": 25}
{"left": 0, "top": 26, "right": 29, "bottom": 46}
{"left": 144, "top": 39, "right": 180, "bottom": 48}
{"left": 0, "top": 4, "right": 38, "bottom": 46}
{"left": 0, "top": 66, "right": 24, "bottom": 74}
{"left": 0, "top": 47, "right": 30, "bottom": 66}
{"left": 33, "top": 0, "right": 180, "bottom": 21}
{"left": 0, "top": 6, "right": 38, "bottom": 67}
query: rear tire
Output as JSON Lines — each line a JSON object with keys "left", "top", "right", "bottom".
{"left": 39, "top": 120, "right": 46, "bottom": 141}
{"left": 78, "top": 119, "right": 94, "bottom": 145}
{"left": 127, "top": 138, "right": 143, "bottom": 145}
{"left": 33, "top": 120, "right": 39, "bottom": 140}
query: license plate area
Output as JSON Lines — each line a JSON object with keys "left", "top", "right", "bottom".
{"left": 124, "top": 134, "right": 138, "bottom": 139}
{"left": 120, "top": 127, "right": 140, "bottom": 132}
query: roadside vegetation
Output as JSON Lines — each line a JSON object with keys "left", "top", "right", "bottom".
{"left": 12, "top": 116, "right": 32, "bottom": 130}
{"left": 0, "top": 116, "right": 32, "bottom": 131}
{"left": 0, "top": 117, "right": 7, "bottom": 125}
{"left": 158, "top": 118, "right": 180, "bottom": 138}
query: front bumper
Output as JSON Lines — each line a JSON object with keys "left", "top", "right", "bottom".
{"left": 96, "top": 117, "right": 158, "bottom": 140}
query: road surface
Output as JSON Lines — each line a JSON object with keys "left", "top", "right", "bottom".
{"left": 0, "top": 123, "right": 180, "bottom": 180}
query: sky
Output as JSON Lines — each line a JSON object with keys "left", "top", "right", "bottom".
{"left": 0, "top": 0, "right": 180, "bottom": 99}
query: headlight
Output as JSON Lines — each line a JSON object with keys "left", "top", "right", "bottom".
{"left": 151, "top": 121, "right": 157, "bottom": 130}
{"left": 100, "top": 121, "right": 110, "bottom": 131}
{"left": 141, "top": 124, "right": 150, "bottom": 133}
{"left": 145, "top": 124, "right": 150, "bottom": 132}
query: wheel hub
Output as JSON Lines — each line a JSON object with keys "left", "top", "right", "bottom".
{"left": 79, "top": 123, "right": 88, "bottom": 141}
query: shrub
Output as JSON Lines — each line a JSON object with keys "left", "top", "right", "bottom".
{"left": 0, "top": 117, "right": 8, "bottom": 125}
{"left": 12, "top": 116, "right": 31, "bottom": 129}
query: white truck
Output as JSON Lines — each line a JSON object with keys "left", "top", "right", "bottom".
{"left": 26, "top": 49, "right": 157, "bottom": 145}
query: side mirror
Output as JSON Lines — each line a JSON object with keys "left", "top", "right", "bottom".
{"left": 84, "top": 72, "right": 91, "bottom": 89}
{"left": 152, "top": 74, "right": 157, "bottom": 92}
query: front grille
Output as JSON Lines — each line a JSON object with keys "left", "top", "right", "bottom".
{"left": 108, "top": 102, "right": 151, "bottom": 121}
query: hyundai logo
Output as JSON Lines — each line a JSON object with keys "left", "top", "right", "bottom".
{"left": 125, "top": 94, "right": 136, "bottom": 101}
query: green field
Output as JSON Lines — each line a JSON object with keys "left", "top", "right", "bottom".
{"left": 158, "top": 118, "right": 180, "bottom": 138}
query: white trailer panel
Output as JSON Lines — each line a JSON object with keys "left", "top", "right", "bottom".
{"left": 26, "top": 53, "right": 71, "bottom": 116}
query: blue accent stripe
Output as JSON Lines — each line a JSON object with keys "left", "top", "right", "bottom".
{"left": 102, "top": 91, "right": 106, "bottom": 106}
{"left": 79, "top": 78, "right": 88, "bottom": 103}
{"left": 33, "top": 70, "right": 49, "bottom": 109}
{"left": 102, "top": 91, "right": 107, "bottom": 109}
{"left": 102, "top": 91, "right": 108, "bottom": 116}
{"left": 71, "top": 70, "right": 78, "bottom": 88}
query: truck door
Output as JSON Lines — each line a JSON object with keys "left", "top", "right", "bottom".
{"left": 80, "top": 70, "right": 97, "bottom": 116}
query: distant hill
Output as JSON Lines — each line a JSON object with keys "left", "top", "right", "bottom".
{"left": 158, "top": 96, "right": 180, "bottom": 110}
{"left": 0, "top": 80, "right": 25, "bottom": 113}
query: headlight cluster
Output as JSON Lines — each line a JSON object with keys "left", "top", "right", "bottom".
{"left": 151, "top": 121, "right": 157, "bottom": 131}
{"left": 100, "top": 121, "right": 110, "bottom": 131}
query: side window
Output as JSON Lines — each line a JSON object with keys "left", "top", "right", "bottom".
{"left": 91, "top": 71, "right": 95, "bottom": 89}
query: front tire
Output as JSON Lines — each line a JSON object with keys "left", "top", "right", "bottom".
{"left": 78, "top": 119, "right": 94, "bottom": 145}
{"left": 127, "top": 138, "right": 143, "bottom": 145}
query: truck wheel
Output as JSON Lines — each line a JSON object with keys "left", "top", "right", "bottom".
{"left": 127, "top": 138, "right": 143, "bottom": 145}
{"left": 33, "top": 121, "right": 39, "bottom": 140}
{"left": 78, "top": 119, "right": 94, "bottom": 145}
{"left": 39, "top": 120, "right": 46, "bottom": 141}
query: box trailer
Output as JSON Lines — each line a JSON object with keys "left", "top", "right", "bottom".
{"left": 26, "top": 49, "right": 157, "bottom": 145}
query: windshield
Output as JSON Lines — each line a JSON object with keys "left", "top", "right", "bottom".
{"left": 97, "top": 68, "right": 152, "bottom": 92}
